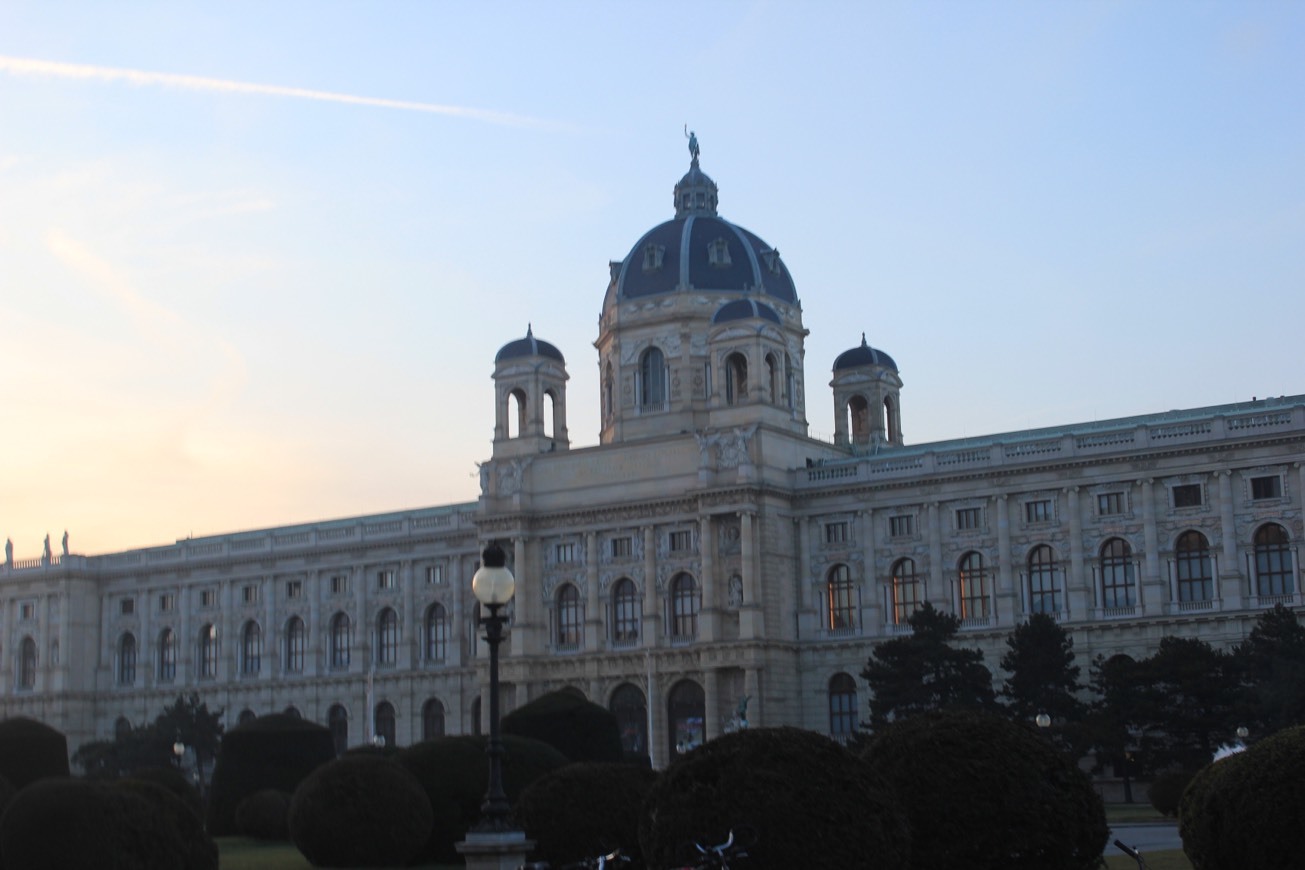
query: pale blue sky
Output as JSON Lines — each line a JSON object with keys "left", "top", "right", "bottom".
{"left": 2, "top": 1, "right": 1302, "bottom": 555}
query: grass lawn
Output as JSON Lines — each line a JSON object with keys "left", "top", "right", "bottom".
{"left": 216, "top": 838, "right": 460, "bottom": 870}
{"left": 1103, "top": 849, "right": 1192, "bottom": 870}
{"left": 1105, "top": 802, "right": 1173, "bottom": 824}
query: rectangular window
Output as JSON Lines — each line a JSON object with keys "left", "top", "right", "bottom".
{"left": 1173, "top": 484, "right": 1203, "bottom": 508}
{"left": 825, "top": 521, "right": 849, "bottom": 544}
{"left": 1097, "top": 492, "right": 1125, "bottom": 516}
{"left": 19, "top": 602, "right": 35, "bottom": 621}
{"left": 158, "top": 593, "right": 175, "bottom": 612}
{"left": 1251, "top": 476, "right": 1282, "bottom": 500}
{"left": 1024, "top": 500, "right": 1052, "bottom": 523}
{"left": 242, "top": 584, "right": 259, "bottom": 605}
{"left": 555, "top": 543, "right": 576, "bottom": 563}
{"left": 610, "top": 537, "right": 633, "bottom": 559}
{"left": 120, "top": 598, "right": 135, "bottom": 616}
{"left": 955, "top": 508, "right": 981, "bottom": 531}
{"left": 286, "top": 580, "right": 303, "bottom": 599}
{"left": 889, "top": 515, "right": 914, "bottom": 538}
{"left": 669, "top": 530, "right": 692, "bottom": 553}
{"left": 330, "top": 575, "right": 348, "bottom": 596}
{"left": 201, "top": 590, "right": 216, "bottom": 608}
{"left": 426, "top": 564, "right": 444, "bottom": 585}
{"left": 377, "top": 570, "right": 396, "bottom": 590}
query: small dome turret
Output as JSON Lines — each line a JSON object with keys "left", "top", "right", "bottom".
{"left": 833, "top": 334, "right": 897, "bottom": 373}
{"left": 496, "top": 324, "right": 565, "bottom": 364}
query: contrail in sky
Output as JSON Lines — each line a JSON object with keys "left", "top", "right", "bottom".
{"left": 0, "top": 55, "right": 562, "bottom": 130}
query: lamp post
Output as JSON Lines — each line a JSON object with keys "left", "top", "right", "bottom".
{"left": 1035, "top": 712, "right": 1051, "bottom": 730}
{"left": 470, "top": 543, "right": 516, "bottom": 834}
{"left": 172, "top": 740, "right": 185, "bottom": 770}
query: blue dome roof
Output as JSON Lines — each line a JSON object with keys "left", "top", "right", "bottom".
{"left": 712, "top": 298, "right": 782, "bottom": 325}
{"left": 833, "top": 334, "right": 897, "bottom": 372}
{"left": 495, "top": 325, "right": 564, "bottom": 364}
{"left": 610, "top": 157, "right": 797, "bottom": 305}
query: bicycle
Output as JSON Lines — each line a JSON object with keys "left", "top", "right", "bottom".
{"left": 1113, "top": 838, "right": 1150, "bottom": 870}
{"left": 671, "top": 826, "right": 755, "bottom": 870}
{"left": 519, "top": 847, "right": 629, "bottom": 870}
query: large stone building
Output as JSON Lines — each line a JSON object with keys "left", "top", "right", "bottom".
{"left": 3, "top": 151, "right": 1303, "bottom": 769}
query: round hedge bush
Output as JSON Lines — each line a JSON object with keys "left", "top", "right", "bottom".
{"left": 503, "top": 690, "right": 624, "bottom": 763}
{"left": 1147, "top": 769, "right": 1195, "bottom": 818}
{"left": 205, "top": 712, "right": 335, "bottom": 835}
{"left": 517, "top": 762, "right": 659, "bottom": 869}
{"left": 235, "top": 788, "right": 292, "bottom": 840}
{"left": 0, "top": 716, "right": 70, "bottom": 789}
{"left": 1179, "top": 725, "right": 1305, "bottom": 870}
{"left": 0, "top": 777, "right": 217, "bottom": 870}
{"left": 289, "top": 755, "right": 433, "bottom": 868}
{"left": 395, "top": 734, "right": 571, "bottom": 865}
{"left": 640, "top": 726, "right": 910, "bottom": 870}
{"left": 861, "top": 710, "right": 1107, "bottom": 870}
{"left": 127, "top": 764, "right": 203, "bottom": 820}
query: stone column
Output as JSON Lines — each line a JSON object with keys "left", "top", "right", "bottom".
{"left": 401, "top": 561, "right": 416, "bottom": 668}
{"left": 642, "top": 527, "right": 660, "bottom": 646}
{"left": 927, "top": 503, "right": 944, "bottom": 609}
{"left": 703, "top": 668, "right": 720, "bottom": 739}
{"left": 860, "top": 509, "right": 878, "bottom": 632}
{"left": 510, "top": 537, "right": 529, "bottom": 656}
{"left": 744, "top": 667, "right": 761, "bottom": 728}
{"left": 699, "top": 515, "right": 718, "bottom": 641}
{"left": 1065, "top": 487, "right": 1085, "bottom": 617}
{"left": 1139, "top": 479, "right": 1162, "bottom": 616}
{"left": 585, "top": 532, "right": 601, "bottom": 652}
{"left": 995, "top": 494, "right": 1013, "bottom": 625}
{"left": 795, "top": 516, "right": 813, "bottom": 637}
{"left": 740, "top": 512, "right": 763, "bottom": 638}
{"left": 1217, "top": 471, "right": 1243, "bottom": 607}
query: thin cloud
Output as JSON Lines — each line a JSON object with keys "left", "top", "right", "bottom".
{"left": 0, "top": 55, "right": 566, "bottom": 130}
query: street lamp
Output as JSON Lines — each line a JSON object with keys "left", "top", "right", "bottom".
{"left": 470, "top": 543, "right": 516, "bottom": 834}
{"left": 1236, "top": 726, "right": 1249, "bottom": 741}
{"left": 172, "top": 741, "right": 185, "bottom": 769}
{"left": 1035, "top": 713, "right": 1051, "bottom": 730}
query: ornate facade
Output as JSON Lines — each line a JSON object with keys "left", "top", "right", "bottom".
{"left": 3, "top": 151, "right": 1303, "bottom": 769}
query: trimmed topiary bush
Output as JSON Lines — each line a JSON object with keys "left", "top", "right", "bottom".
{"left": 126, "top": 764, "right": 203, "bottom": 820}
{"left": 289, "top": 755, "right": 433, "bottom": 868}
{"left": 861, "top": 710, "right": 1107, "bottom": 870}
{"left": 0, "top": 777, "right": 217, "bottom": 870}
{"left": 640, "top": 726, "right": 909, "bottom": 870}
{"left": 205, "top": 712, "right": 335, "bottom": 836}
{"left": 1179, "top": 725, "right": 1305, "bottom": 870}
{"left": 1147, "top": 769, "right": 1195, "bottom": 818}
{"left": 518, "top": 762, "right": 659, "bottom": 869}
{"left": 395, "top": 734, "right": 571, "bottom": 865}
{"left": 235, "top": 788, "right": 292, "bottom": 840}
{"left": 0, "top": 716, "right": 70, "bottom": 789}
{"left": 503, "top": 690, "right": 624, "bottom": 763}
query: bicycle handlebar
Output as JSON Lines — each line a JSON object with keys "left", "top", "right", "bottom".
{"left": 1113, "top": 839, "right": 1140, "bottom": 859}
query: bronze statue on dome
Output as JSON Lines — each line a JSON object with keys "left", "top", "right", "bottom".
{"left": 685, "top": 125, "right": 699, "bottom": 162}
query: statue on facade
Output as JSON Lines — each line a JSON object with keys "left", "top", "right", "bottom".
{"left": 735, "top": 694, "right": 751, "bottom": 730}
{"left": 43, "top": 534, "right": 52, "bottom": 563}
{"left": 728, "top": 574, "right": 743, "bottom": 608}
{"left": 4, "top": 538, "right": 11, "bottom": 567}
{"left": 685, "top": 125, "right": 699, "bottom": 162}
{"left": 62, "top": 530, "right": 69, "bottom": 556}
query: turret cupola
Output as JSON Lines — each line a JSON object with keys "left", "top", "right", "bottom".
{"left": 830, "top": 333, "right": 904, "bottom": 450}
{"left": 491, "top": 324, "right": 569, "bottom": 458}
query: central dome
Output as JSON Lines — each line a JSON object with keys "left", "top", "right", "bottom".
{"left": 609, "top": 156, "right": 798, "bottom": 305}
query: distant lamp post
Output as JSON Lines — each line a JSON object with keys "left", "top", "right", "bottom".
{"left": 1035, "top": 713, "right": 1051, "bottom": 730}
{"left": 1236, "top": 726, "right": 1249, "bottom": 741}
{"left": 172, "top": 741, "right": 185, "bottom": 769}
{"left": 470, "top": 543, "right": 516, "bottom": 834}
{"left": 372, "top": 734, "right": 386, "bottom": 749}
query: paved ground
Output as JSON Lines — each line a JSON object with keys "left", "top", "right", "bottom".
{"left": 1109, "top": 822, "right": 1183, "bottom": 857}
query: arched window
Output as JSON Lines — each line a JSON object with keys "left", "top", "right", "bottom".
{"left": 507, "top": 388, "right": 526, "bottom": 438}
{"left": 784, "top": 352, "right": 795, "bottom": 409}
{"left": 555, "top": 584, "right": 582, "bottom": 649}
{"left": 1100, "top": 538, "right": 1135, "bottom": 608}
{"left": 958, "top": 551, "right": 989, "bottom": 619}
{"left": 328, "top": 704, "right": 348, "bottom": 755}
{"left": 766, "top": 353, "right": 779, "bottom": 403}
{"left": 284, "top": 706, "right": 302, "bottom": 719}
{"left": 1027, "top": 545, "right": 1060, "bottom": 614}
{"left": 375, "top": 701, "right": 396, "bottom": 748}
{"left": 670, "top": 573, "right": 700, "bottom": 640}
{"left": 18, "top": 637, "right": 37, "bottom": 689}
{"left": 330, "top": 612, "right": 351, "bottom": 670}
{"left": 198, "top": 624, "right": 218, "bottom": 679}
{"left": 826, "top": 564, "right": 856, "bottom": 631}
{"left": 422, "top": 698, "right": 446, "bottom": 741}
{"left": 884, "top": 395, "right": 898, "bottom": 443}
{"left": 847, "top": 395, "right": 870, "bottom": 443}
{"left": 890, "top": 558, "right": 920, "bottom": 625}
{"left": 376, "top": 608, "right": 398, "bottom": 666}
{"left": 241, "top": 621, "right": 261, "bottom": 676}
{"left": 158, "top": 628, "right": 177, "bottom": 682}
{"left": 285, "top": 616, "right": 305, "bottom": 673}
{"left": 114, "top": 716, "right": 131, "bottom": 741}
{"left": 603, "top": 362, "right": 614, "bottom": 421}
{"left": 238, "top": 709, "right": 257, "bottom": 726}
{"left": 610, "top": 683, "right": 648, "bottom": 756}
{"left": 117, "top": 633, "right": 137, "bottom": 685}
{"left": 1175, "top": 531, "right": 1213, "bottom": 602}
{"left": 425, "top": 603, "right": 448, "bottom": 662}
{"left": 828, "top": 673, "right": 858, "bottom": 740}
{"left": 639, "top": 347, "right": 666, "bottom": 409}
{"left": 724, "top": 352, "right": 748, "bottom": 405}
{"left": 668, "top": 680, "right": 705, "bottom": 759}
{"left": 611, "top": 578, "right": 640, "bottom": 645}
{"left": 1254, "top": 523, "right": 1293, "bottom": 597}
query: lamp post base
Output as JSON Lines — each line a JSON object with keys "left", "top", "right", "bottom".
{"left": 456, "top": 829, "right": 535, "bottom": 870}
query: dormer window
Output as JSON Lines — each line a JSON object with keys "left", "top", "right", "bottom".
{"left": 761, "top": 248, "right": 782, "bottom": 274}
{"left": 642, "top": 243, "right": 665, "bottom": 273}
{"left": 708, "top": 237, "right": 732, "bottom": 268}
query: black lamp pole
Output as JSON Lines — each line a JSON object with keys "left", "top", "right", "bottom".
{"left": 470, "top": 543, "right": 516, "bottom": 834}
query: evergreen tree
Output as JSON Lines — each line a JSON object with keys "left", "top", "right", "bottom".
{"left": 999, "top": 613, "right": 1087, "bottom": 753}
{"left": 155, "top": 693, "right": 224, "bottom": 788}
{"left": 1233, "top": 604, "right": 1305, "bottom": 736}
{"left": 1133, "top": 636, "right": 1239, "bottom": 773}
{"left": 1086, "top": 653, "right": 1143, "bottom": 802}
{"left": 861, "top": 602, "right": 995, "bottom": 730}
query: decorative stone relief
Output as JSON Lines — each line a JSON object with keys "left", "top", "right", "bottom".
{"left": 718, "top": 521, "right": 741, "bottom": 555}
{"left": 496, "top": 457, "right": 533, "bottom": 496}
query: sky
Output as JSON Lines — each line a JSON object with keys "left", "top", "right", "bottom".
{"left": 1, "top": 1, "right": 1303, "bottom": 557}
